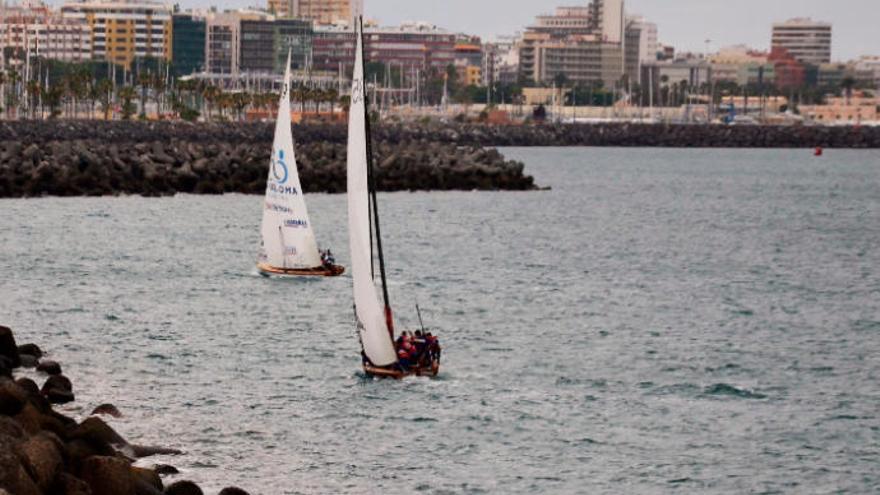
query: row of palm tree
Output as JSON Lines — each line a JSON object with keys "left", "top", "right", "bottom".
{"left": 0, "top": 62, "right": 348, "bottom": 121}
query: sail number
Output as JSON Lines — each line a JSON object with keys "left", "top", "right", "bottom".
{"left": 351, "top": 79, "right": 364, "bottom": 103}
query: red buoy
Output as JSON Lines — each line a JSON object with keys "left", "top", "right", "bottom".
{"left": 814, "top": 147, "right": 823, "bottom": 156}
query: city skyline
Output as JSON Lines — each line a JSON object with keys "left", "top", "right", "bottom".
{"left": 163, "top": 0, "right": 876, "bottom": 61}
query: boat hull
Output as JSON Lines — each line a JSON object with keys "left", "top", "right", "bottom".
{"left": 257, "top": 263, "right": 345, "bottom": 277}
{"left": 363, "top": 359, "right": 440, "bottom": 379}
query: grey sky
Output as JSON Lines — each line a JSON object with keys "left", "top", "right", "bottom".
{"left": 359, "top": 0, "right": 875, "bottom": 61}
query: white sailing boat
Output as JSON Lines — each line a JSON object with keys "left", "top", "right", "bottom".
{"left": 257, "top": 51, "right": 344, "bottom": 278}
{"left": 347, "top": 18, "right": 440, "bottom": 378}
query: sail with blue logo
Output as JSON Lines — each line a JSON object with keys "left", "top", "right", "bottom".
{"left": 258, "top": 51, "right": 321, "bottom": 270}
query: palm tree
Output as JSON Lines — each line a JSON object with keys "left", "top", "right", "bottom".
{"left": 137, "top": 72, "right": 151, "bottom": 119}
{"left": 118, "top": 86, "right": 137, "bottom": 120}
{"left": 6, "top": 68, "right": 20, "bottom": 119}
{"left": 659, "top": 74, "right": 669, "bottom": 107}
{"left": 94, "top": 79, "right": 114, "bottom": 120}
{"left": 840, "top": 75, "right": 856, "bottom": 105}
{"left": 201, "top": 84, "right": 221, "bottom": 120}
{"left": 231, "top": 92, "right": 251, "bottom": 121}
{"left": 25, "top": 80, "right": 41, "bottom": 119}
{"left": 325, "top": 87, "right": 339, "bottom": 115}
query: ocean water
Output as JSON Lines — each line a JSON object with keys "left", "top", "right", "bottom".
{"left": 1, "top": 147, "right": 879, "bottom": 494}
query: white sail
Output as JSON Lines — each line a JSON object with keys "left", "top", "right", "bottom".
{"left": 347, "top": 20, "right": 398, "bottom": 367}
{"left": 258, "top": 51, "right": 322, "bottom": 270}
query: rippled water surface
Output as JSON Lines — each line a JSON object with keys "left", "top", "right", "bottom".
{"left": 2, "top": 147, "right": 879, "bottom": 494}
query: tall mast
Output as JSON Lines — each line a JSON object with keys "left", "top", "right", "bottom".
{"left": 359, "top": 17, "right": 394, "bottom": 336}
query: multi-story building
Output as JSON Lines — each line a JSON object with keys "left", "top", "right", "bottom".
{"left": 771, "top": 18, "right": 832, "bottom": 65}
{"left": 708, "top": 45, "right": 773, "bottom": 85}
{"left": 817, "top": 63, "right": 849, "bottom": 87}
{"left": 171, "top": 12, "right": 206, "bottom": 75}
{"left": 519, "top": 0, "right": 625, "bottom": 87}
{"left": 239, "top": 18, "right": 312, "bottom": 73}
{"left": 205, "top": 10, "right": 269, "bottom": 74}
{"left": 61, "top": 0, "right": 172, "bottom": 69}
{"left": 640, "top": 59, "right": 711, "bottom": 100}
{"left": 312, "top": 22, "right": 455, "bottom": 73}
{"left": 853, "top": 56, "right": 880, "bottom": 88}
{"left": 0, "top": 1, "right": 91, "bottom": 63}
{"left": 768, "top": 47, "right": 805, "bottom": 89}
{"left": 482, "top": 36, "right": 520, "bottom": 87}
{"left": 287, "top": 0, "right": 362, "bottom": 25}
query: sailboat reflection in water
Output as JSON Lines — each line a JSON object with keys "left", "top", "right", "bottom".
{"left": 346, "top": 17, "right": 441, "bottom": 378}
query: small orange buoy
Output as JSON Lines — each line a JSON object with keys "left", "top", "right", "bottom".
{"left": 814, "top": 147, "right": 823, "bottom": 156}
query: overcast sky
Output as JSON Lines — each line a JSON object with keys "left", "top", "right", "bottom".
{"left": 173, "top": 0, "right": 876, "bottom": 61}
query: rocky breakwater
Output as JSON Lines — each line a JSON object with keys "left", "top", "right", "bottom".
{"left": 0, "top": 324, "right": 249, "bottom": 495}
{"left": 369, "top": 122, "right": 880, "bottom": 148}
{"left": 0, "top": 121, "right": 536, "bottom": 198}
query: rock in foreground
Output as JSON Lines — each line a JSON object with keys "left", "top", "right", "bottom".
{"left": 0, "top": 325, "right": 250, "bottom": 495}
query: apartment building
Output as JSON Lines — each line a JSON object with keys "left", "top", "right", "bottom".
{"left": 0, "top": 1, "right": 91, "bottom": 63}
{"left": 519, "top": 0, "right": 625, "bottom": 87}
{"left": 312, "top": 22, "right": 455, "bottom": 73}
{"left": 771, "top": 18, "right": 832, "bottom": 65}
{"left": 61, "top": 0, "right": 171, "bottom": 69}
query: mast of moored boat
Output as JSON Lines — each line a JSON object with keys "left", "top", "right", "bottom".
{"left": 359, "top": 16, "right": 395, "bottom": 338}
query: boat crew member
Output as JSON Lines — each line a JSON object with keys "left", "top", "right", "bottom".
{"left": 397, "top": 338, "right": 415, "bottom": 369}
{"left": 413, "top": 330, "right": 427, "bottom": 363}
{"left": 426, "top": 332, "right": 441, "bottom": 361}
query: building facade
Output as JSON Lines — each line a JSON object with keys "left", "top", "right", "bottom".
{"left": 771, "top": 18, "right": 832, "bottom": 65}
{"left": 171, "top": 13, "right": 205, "bottom": 75}
{"left": 61, "top": 0, "right": 172, "bottom": 69}
{"left": 205, "top": 10, "right": 270, "bottom": 74}
{"left": 290, "top": 0, "right": 362, "bottom": 25}
{"left": 0, "top": 2, "right": 91, "bottom": 63}
{"left": 312, "top": 22, "right": 455, "bottom": 73}
{"left": 519, "top": 0, "right": 625, "bottom": 87}
{"left": 482, "top": 36, "right": 520, "bottom": 86}
{"left": 239, "top": 18, "right": 312, "bottom": 74}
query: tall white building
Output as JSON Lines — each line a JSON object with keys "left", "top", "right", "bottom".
{"left": 771, "top": 18, "right": 832, "bottom": 65}
{"left": 594, "top": 0, "right": 624, "bottom": 43}
{"left": 626, "top": 15, "right": 657, "bottom": 63}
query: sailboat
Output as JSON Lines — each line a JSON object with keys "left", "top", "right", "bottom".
{"left": 347, "top": 18, "right": 441, "bottom": 379}
{"left": 257, "top": 51, "right": 344, "bottom": 277}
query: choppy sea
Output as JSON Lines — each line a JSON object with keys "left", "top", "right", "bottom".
{"left": 1, "top": 147, "right": 879, "bottom": 494}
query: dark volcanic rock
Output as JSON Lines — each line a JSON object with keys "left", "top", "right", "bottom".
{"left": 131, "top": 466, "right": 163, "bottom": 494}
{"left": 218, "top": 487, "right": 250, "bottom": 495}
{"left": 164, "top": 480, "right": 204, "bottom": 495}
{"left": 131, "top": 444, "right": 183, "bottom": 458}
{"left": 79, "top": 455, "right": 135, "bottom": 495}
{"left": 152, "top": 464, "right": 179, "bottom": 475}
{"left": 41, "top": 375, "right": 74, "bottom": 404}
{"left": 0, "top": 378, "right": 27, "bottom": 416}
{"left": 17, "top": 343, "right": 42, "bottom": 359}
{"left": 17, "top": 431, "right": 64, "bottom": 491}
{"left": 0, "top": 121, "right": 539, "bottom": 197}
{"left": 0, "top": 326, "right": 20, "bottom": 368}
{"left": 36, "top": 359, "right": 62, "bottom": 375}
{"left": 53, "top": 473, "right": 93, "bottom": 495}
{"left": 18, "top": 354, "right": 38, "bottom": 369}
{"left": 91, "top": 403, "right": 123, "bottom": 418}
